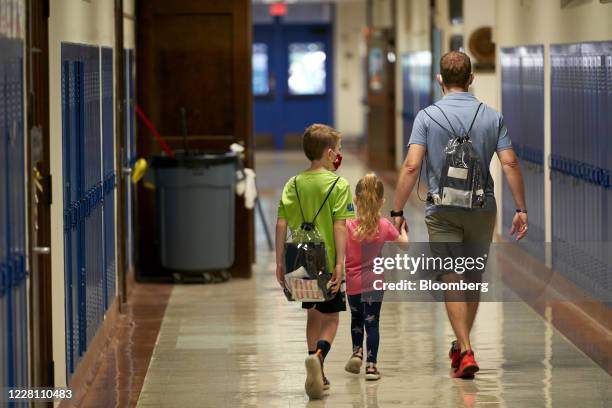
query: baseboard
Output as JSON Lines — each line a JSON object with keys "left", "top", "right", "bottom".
{"left": 58, "top": 298, "right": 120, "bottom": 408}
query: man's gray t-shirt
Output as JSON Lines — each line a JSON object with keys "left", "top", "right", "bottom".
{"left": 408, "top": 92, "right": 513, "bottom": 215}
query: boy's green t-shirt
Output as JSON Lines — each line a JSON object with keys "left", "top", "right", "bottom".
{"left": 278, "top": 170, "right": 355, "bottom": 271}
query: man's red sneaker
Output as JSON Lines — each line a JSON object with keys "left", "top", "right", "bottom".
{"left": 449, "top": 341, "right": 461, "bottom": 369}
{"left": 452, "top": 350, "right": 479, "bottom": 378}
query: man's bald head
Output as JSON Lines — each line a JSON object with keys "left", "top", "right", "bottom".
{"left": 440, "top": 51, "right": 473, "bottom": 89}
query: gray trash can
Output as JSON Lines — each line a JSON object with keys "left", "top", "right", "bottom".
{"left": 151, "top": 151, "right": 237, "bottom": 272}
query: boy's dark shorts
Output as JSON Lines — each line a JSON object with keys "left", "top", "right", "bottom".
{"left": 302, "top": 290, "right": 346, "bottom": 314}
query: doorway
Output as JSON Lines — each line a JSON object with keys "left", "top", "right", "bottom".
{"left": 26, "top": 0, "right": 54, "bottom": 393}
{"left": 253, "top": 21, "right": 334, "bottom": 149}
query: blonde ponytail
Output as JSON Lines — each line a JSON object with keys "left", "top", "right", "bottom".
{"left": 354, "top": 173, "right": 384, "bottom": 241}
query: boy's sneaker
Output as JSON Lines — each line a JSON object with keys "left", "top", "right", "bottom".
{"left": 449, "top": 340, "right": 461, "bottom": 369}
{"left": 344, "top": 352, "right": 363, "bottom": 374}
{"left": 305, "top": 352, "right": 325, "bottom": 399}
{"left": 452, "top": 350, "right": 479, "bottom": 379}
{"left": 365, "top": 364, "right": 381, "bottom": 381}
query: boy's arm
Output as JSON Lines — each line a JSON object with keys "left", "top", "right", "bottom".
{"left": 330, "top": 219, "right": 347, "bottom": 293}
{"left": 275, "top": 217, "right": 288, "bottom": 288}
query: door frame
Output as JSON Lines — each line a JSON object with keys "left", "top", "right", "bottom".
{"left": 26, "top": 0, "right": 54, "bottom": 391}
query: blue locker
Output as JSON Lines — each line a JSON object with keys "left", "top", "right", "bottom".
{"left": 0, "top": 36, "right": 28, "bottom": 399}
{"left": 500, "top": 46, "right": 545, "bottom": 258}
{"left": 62, "top": 43, "right": 117, "bottom": 378}
{"left": 102, "top": 47, "right": 116, "bottom": 309}
{"left": 400, "top": 51, "right": 432, "bottom": 157}
{"left": 550, "top": 41, "right": 612, "bottom": 303}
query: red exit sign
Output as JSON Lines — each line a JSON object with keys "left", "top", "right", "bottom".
{"left": 269, "top": 2, "right": 287, "bottom": 16}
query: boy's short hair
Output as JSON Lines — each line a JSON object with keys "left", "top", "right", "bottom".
{"left": 440, "top": 51, "right": 472, "bottom": 88}
{"left": 302, "top": 124, "right": 341, "bottom": 161}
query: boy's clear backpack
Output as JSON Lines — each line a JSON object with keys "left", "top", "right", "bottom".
{"left": 283, "top": 176, "right": 339, "bottom": 302}
{"left": 421, "top": 103, "right": 488, "bottom": 209}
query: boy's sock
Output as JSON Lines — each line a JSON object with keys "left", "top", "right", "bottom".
{"left": 316, "top": 340, "right": 331, "bottom": 360}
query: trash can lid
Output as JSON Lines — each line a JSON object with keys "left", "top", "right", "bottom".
{"left": 151, "top": 150, "right": 238, "bottom": 168}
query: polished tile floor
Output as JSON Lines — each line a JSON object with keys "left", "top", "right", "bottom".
{"left": 136, "top": 151, "right": 612, "bottom": 408}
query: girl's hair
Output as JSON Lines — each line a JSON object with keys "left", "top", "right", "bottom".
{"left": 354, "top": 173, "right": 385, "bottom": 241}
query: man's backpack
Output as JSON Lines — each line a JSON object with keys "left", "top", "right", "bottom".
{"left": 421, "top": 103, "right": 488, "bottom": 209}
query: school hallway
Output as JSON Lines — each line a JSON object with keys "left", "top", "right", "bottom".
{"left": 133, "top": 151, "right": 612, "bottom": 408}
{"left": 3, "top": 1, "right": 612, "bottom": 407}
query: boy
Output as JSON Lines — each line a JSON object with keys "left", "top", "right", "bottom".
{"left": 275, "top": 124, "right": 355, "bottom": 399}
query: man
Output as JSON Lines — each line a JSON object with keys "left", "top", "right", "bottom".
{"left": 391, "top": 51, "right": 528, "bottom": 378}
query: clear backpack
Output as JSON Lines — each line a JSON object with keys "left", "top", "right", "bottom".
{"left": 283, "top": 176, "right": 339, "bottom": 302}
{"left": 421, "top": 103, "right": 488, "bottom": 209}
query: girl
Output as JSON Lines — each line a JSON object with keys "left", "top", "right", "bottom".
{"left": 344, "top": 173, "right": 408, "bottom": 380}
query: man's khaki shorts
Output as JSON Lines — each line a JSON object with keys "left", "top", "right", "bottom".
{"left": 425, "top": 210, "right": 496, "bottom": 291}
{"left": 425, "top": 210, "right": 496, "bottom": 243}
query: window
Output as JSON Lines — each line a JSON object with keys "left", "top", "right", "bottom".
{"left": 287, "top": 42, "right": 326, "bottom": 95}
{"left": 368, "top": 47, "right": 384, "bottom": 92}
{"left": 252, "top": 43, "right": 270, "bottom": 96}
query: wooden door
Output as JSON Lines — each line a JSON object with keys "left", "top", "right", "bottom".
{"left": 136, "top": 0, "right": 254, "bottom": 278}
{"left": 26, "top": 0, "right": 54, "bottom": 394}
{"left": 366, "top": 28, "right": 396, "bottom": 170}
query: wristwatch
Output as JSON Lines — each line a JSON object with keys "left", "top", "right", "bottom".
{"left": 390, "top": 209, "right": 404, "bottom": 217}
{"left": 515, "top": 208, "right": 528, "bottom": 214}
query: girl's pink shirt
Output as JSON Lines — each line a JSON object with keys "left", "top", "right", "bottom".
{"left": 345, "top": 217, "right": 399, "bottom": 295}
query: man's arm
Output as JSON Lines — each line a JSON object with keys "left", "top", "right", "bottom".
{"left": 275, "top": 218, "right": 288, "bottom": 288}
{"left": 330, "top": 219, "right": 347, "bottom": 293}
{"left": 497, "top": 148, "right": 528, "bottom": 240}
{"left": 392, "top": 144, "right": 427, "bottom": 227}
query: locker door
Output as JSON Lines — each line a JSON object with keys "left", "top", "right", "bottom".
{"left": 1, "top": 35, "right": 29, "bottom": 396}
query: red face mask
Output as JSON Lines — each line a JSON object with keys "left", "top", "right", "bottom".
{"left": 332, "top": 152, "right": 343, "bottom": 170}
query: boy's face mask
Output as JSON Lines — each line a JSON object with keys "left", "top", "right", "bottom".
{"left": 331, "top": 150, "right": 343, "bottom": 171}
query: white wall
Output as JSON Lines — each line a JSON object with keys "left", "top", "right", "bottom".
{"left": 334, "top": 0, "right": 367, "bottom": 139}
{"left": 372, "top": 0, "right": 393, "bottom": 28}
{"left": 495, "top": 0, "right": 612, "bottom": 47}
{"left": 124, "top": 0, "right": 136, "bottom": 50}
{"left": 48, "top": 0, "right": 135, "bottom": 387}
{"left": 394, "top": 0, "right": 430, "bottom": 166}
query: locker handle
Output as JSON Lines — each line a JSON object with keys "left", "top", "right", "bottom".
{"left": 33, "top": 246, "right": 51, "bottom": 255}
{"left": 0, "top": 262, "right": 6, "bottom": 295}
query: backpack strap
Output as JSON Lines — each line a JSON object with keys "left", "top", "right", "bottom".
{"left": 423, "top": 107, "right": 454, "bottom": 138}
{"left": 312, "top": 177, "right": 340, "bottom": 223}
{"left": 466, "top": 103, "right": 483, "bottom": 138}
{"left": 293, "top": 176, "right": 307, "bottom": 224}
{"left": 433, "top": 104, "right": 459, "bottom": 136}
{"left": 294, "top": 176, "right": 341, "bottom": 229}
{"left": 424, "top": 102, "right": 483, "bottom": 139}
